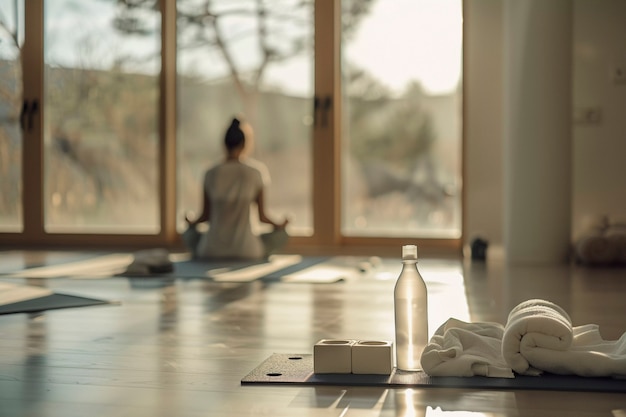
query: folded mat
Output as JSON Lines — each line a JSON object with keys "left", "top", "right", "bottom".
{"left": 421, "top": 318, "right": 514, "bottom": 378}
{"left": 502, "top": 299, "right": 626, "bottom": 377}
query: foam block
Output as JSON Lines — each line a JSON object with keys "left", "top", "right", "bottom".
{"left": 351, "top": 340, "right": 393, "bottom": 375}
{"left": 313, "top": 339, "right": 355, "bottom": 374}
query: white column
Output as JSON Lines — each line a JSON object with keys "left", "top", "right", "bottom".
{"left": 503, "top": 0, "right": 572, "bottom": 264}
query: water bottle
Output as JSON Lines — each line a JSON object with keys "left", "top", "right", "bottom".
{"left": 394, "top": 244, "right": 428, "bottom": 371}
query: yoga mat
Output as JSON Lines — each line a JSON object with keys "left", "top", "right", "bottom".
{"left": 0, "top": 252, "right": 359, "bottom": 284}
{"left": 281, "top": 264, "right": 361, "bottom": 283}
{"left": 241, "top": 354, "right": 626, "bottom": 393}
{"left": 123, "top": 255, "right": 344, "bottom": 283}
{"left": 0, "top": 292, "right": 116, "bottom": 315}
{"left": 207, "top": 255, "right": 306, "bottom": 282}
{"left": 0, "top": 253, "right": 133, "bottom": 279}
{"left": 256, "top": 256, "right": 354, "bottom": 283}
{"left": 0, "top": 253, "right": 335, "bottom": 283}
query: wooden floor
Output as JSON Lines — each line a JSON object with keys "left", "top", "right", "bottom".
{"left": 1, "top": 249, "right": 625, "bottom": 416}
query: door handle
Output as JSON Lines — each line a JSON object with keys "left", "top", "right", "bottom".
{"left": 313, "top": 95, "right": 332, "bottom": 128}
{"left": 19, "top": 99, "right": 39, "bottom": 132}
{"left": 28, "top": 99, "right": 39, "bottom": 131}
{"left": 313, "top": 96, "right": 321, "bottom": 127}
{"left": 321, "top": 96, "right": 332, "bottom": 128}
{"left": 20, "top": 100, "right": 28, "bottom": 131}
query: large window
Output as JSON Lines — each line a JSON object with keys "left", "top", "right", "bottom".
{"left": 176, "top": 0, "right": 314, "bottom": 236}
{"left": 44, "top": 0, "right": 161, "bottom": 233}
{"left": 0, "top": 0, "right": 463, "bottom": 250}
{"left": 341, "top": 0, "right": 462, "bottom": 238}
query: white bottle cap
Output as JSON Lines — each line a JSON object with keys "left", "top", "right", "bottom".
{"left": 402, "top": 245, "right": 418, "bottom": 260}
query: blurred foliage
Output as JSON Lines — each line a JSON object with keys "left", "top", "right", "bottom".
{"left": 0, "top": 3, "right": 22, "bottom": 220}
{"left": 346, "top": 74, "right": 435, "bottom": 170}
{"left": 44, "top": 64, "right": 159, "bottom": 225}
{"left": 112, "top": 0, "right": 375, "bottom": 126}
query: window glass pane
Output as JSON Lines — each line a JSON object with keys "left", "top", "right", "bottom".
{"left": 177, "top": 0, "right": 314, "bottom": 236}
{"left": 341, "top": 0, "right": 462, "bottom": 238}
{"left": 0, "top": 0, "right": 24, "bottom": 232}
{"left": 44, "top": 0, "right": 161, "bottom": 233}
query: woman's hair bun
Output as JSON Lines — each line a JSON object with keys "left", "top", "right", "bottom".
{"left": 225, "top": 117, "right": 245, "bottom": 150}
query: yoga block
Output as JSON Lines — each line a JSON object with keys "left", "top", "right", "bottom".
{"left": 351, "top": 340, "right": 393, "bottom": 375}
{"left": 313, "top": 339, "right": 356, "bottom": 374}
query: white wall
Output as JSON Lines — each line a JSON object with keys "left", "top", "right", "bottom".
{"left": 465, "top": 0, "right": 626, "bottom": 250}
{"left": 572, "top": 0, "right": 626, "bottom": 239}
{"left": 464, "top": 0, "right": 504, "bottom": 246}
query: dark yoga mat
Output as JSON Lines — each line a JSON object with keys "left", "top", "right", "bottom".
{"left": 0, "top": 293, "right": 116, "bottom": 315}
{"left": 241, "top": 354, "right": 626, "bottom": 393}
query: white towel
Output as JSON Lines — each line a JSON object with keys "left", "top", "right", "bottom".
{"left": 502, "top": 299, "right": 626, "bottom": 377}
{"left": 421, "top": 318, "right": 514, "bottom": 378}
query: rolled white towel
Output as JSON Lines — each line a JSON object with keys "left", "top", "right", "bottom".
{"left": 421, "top": 318, "right": 514, "bottom": 378}
{"left": 503, "top": 299, "right": 626, "bottom": 377}
{"left": 502, "top": 299, "right": 573, "bottom": 375}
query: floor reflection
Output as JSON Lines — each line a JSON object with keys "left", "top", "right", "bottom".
{"left": 23, "top": 314, "right": 49, "bottom": 400}
{"left": 290, "top": 387, "right": 392, "bottom": 414}
{"left": 290, "top": 386, "right": 517, "bottom": 416}
{"left": 25, "top": 313, "right": 48, "bottom": 356}
{"left": 158, "top": 278, "right": 179, "bottom": 331}
{"left": 394, "top": 389, "right": 426, "bottom": 417}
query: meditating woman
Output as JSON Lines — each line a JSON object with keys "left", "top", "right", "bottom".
{"left": 183, "top": 117, "right": 289, "bottom": 260}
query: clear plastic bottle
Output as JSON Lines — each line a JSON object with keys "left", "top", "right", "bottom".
{"left": 394, "top": 244, "right": 428, "bottom": 371}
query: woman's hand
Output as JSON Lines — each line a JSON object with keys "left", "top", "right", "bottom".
{"left": 184, "top": 212, "right": 196, "bottom": 226}
{"left": 276, "top": 218, "right": 289, "bottom": 229}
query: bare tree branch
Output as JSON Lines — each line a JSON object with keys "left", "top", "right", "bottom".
{"left": 0, "top": 7, "right": 19, "bottom": 50}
